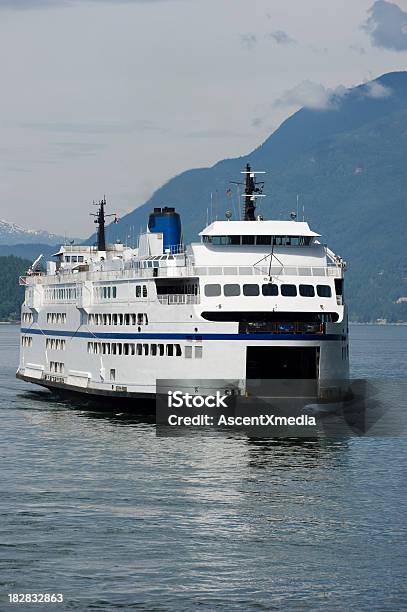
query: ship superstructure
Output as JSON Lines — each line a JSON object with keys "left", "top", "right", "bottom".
{"left": 17, "top": 166, "right": 349, "bottom": 400}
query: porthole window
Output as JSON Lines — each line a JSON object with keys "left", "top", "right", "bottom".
{"left": 224, "top": 284, "right": 241, "bottom": 297}
{"left": 281, "top": 284, "right": 297, "bottom": 297}
{"left": 299, "top": 284, "right": 315, "bottom": 297}
{"left": 317, "top": 285, "right": 332, "bottom": 298}
{"left": 204, "top": 284, "right": 221, "bottom": 297}
{"left": 243, "top": 284, "right": 260, "bottom": 296}
{"left": 262, "top": 284, "right": 278, "bottom": 296}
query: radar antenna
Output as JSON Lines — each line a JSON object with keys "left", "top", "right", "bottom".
{"left": 231, "top": 163, "right": 265, "bottom": 221}
{"left": 90, "top": 197, "right": 118, "bottom": 251}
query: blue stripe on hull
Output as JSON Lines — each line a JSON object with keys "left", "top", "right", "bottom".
{"left": 21, "top": 327, "right": 343, "bottom": 342}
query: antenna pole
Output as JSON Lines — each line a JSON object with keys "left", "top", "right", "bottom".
{"left": 97, "top": 197, "right": 106, "bottom": 251}
{"left": 242, "top": 163, "right": 265, "bottom": 220}
{"left": 90, "top": 197, "right": 117, "bottom": 251}
{"left": 244, "top": 163, "right": 256, "bottom": 221}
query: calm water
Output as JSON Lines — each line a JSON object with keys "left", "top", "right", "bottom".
{"left": 0, "top": 324, "right": 406, "bottom": 611}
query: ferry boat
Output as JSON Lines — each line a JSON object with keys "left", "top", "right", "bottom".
{"left": 17, "top": 165, "right": 349, "bottom": 401}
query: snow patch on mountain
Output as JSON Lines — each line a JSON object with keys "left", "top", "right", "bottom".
{"left": 0, "top": 219, "right": 79, "bottom": 245}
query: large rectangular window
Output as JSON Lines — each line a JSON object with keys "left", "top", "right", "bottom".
{"left": 224, "top": 284, "right": 241, "bottom": 297}
{"left": 299, "top": 284, "right": 315, "bottom": 297}
{"left": 317, "top": 285, "right": 332, "bottom": 298}
{"left": 262, "top": 283, "right": 278, "bottom": 296}
{"left": 205, "top": 284, "right": 221, "bottom": 297}
{"left": 243, "top": 284, "right": 260, "bottom": 296}
{"left": 211, "top": 236, "right": 231, "bottom": 245}
{"left": 281, "top": 284, "right": 297, "bottom": 297}
{"left": 242, "top": 235, "right": 255, "bottom": 245}
{"left": 256, "top": 236, "right": 272, "bottom": 245}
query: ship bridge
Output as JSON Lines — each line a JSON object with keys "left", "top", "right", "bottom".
{"left": 199, "top": 219, "right": 320, "bottom": 243}
{"left": 193, "top": 219, "right": 328, "bottom": 270}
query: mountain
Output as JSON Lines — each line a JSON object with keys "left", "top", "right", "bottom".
{"left": 91, "top": 71, "right": 407, "bottom": 322}
{"left": 0, "top": 243, "right": 58, "bottom": 262}
{"left": 0, "top": 256, "right": 31, "bottom": 321}
{"left": 0, "top": 219, "right": 79, "bottom": 246}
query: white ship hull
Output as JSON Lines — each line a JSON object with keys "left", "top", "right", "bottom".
{"left": 17, "top": 273, "right": 349, "bottom": 403}
{"left": 17, "top": 173, "right": 349, "bottom": 405}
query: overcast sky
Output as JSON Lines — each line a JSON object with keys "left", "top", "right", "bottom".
{"left": 0, "top": 0, "right": 406, "bottom": 236}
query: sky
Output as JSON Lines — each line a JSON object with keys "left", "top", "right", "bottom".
{"left": 0, "top": 0, "right": 406, "bottom": 237}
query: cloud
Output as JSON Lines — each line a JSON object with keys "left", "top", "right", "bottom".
{"left": 48, "top": 141, "right": 106, "bottom": 159}
{"left": 22, "top": 119, "right": 167, "bottom": 135}
{"left": 362, "top": 0, "right": 407, "bottom": 51}
{"left": 0, "top": 0, "right": 175, "bottom": 8}
{"left": 187, "top": 129, "right": 250, "bottom": 139}
{"left": 240, "top": 33, "right": 257, "bottom": 50}
{"left": 350, "top": 44, "right": 366, "bottom": 55}
{"left": 251, "top": 117, "right": 263, "bottom": 128}
{"left": 269, "top": 30, "right": 296, "bottom": 45}
{"left": 0, "top": 0, "right": 59, "bottom": 7}
{"left": 364, "top": 80, "right": 392, "bottom": 98}
{"left": 273, "top": 80, "right": 348, "bottom": 111}
{"left": 270, "top": 76, "right": 393, "bottom": 117}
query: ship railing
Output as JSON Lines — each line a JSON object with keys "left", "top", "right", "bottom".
{"left": 192, "top": 265, "right": 343, "bottom": 278}
{"left": 157, "top": 294, "right": 200, "bottom": 305}
{"left": 167, "top": 244, "right": 186, "bottom": 255}
{"left": 239, "top": 321, "right": 325, "bottom": 335}
{"left": 19, "top": 264, "right": 343, "bottom": 286}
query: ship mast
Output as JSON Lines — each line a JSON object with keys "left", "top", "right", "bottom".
{"left": 242, "top": 163, "right": 264, "bottom": 221}
{"left": 90, "top": 197, "right": 117, "bottom": 251}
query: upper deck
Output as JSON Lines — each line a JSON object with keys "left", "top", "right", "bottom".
{"left": 19, "top": 176, "right": 346, "bottom": 290}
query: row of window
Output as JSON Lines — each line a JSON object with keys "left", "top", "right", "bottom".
{"left": 203, "top": 235, "right": 313, "bottom": 246}
{"left": 204, "top": 283, "right": 332, "bottom": 298}
{"left": 94, "top": 285, "right": 149, "bottom": 300}
{"left": 46, "top": 338, "right": 66, "bottom": 351}
{"left": 156, "top": 283, "right": 199, "bottom": 296}
{"left": 135, "top": 285, "right": 148, "bottom": 298}
{"left": 21, "top": 335, "right": 33, "bottom": 347}
{"left": 63, "top": 255, "right": 84, "bottom": 263}
{"left": 22, "top": 313, "right": 33, "bottom": 324}
{"left": 140, "top": 258, "right": 174, "bottom": 269}
{"left": 45, "top": 286, "right": 79, "bottom": 301}
{"left": 87, "top": 313, "right": 148, "bottom": 326}
{"left": 87, "top": 341, "right": 184, "bottom": 357}
{"left": 129, "top": 256, "right": 177, "bottom": 273}
{"left": 47, "top": 313, "right": 67, "bottom": 324}
{"left": 94, "top": 286, "right": 118, "bottom": 300}
{"left": 49, "top": 361, "right": 64, "bottom": 374}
